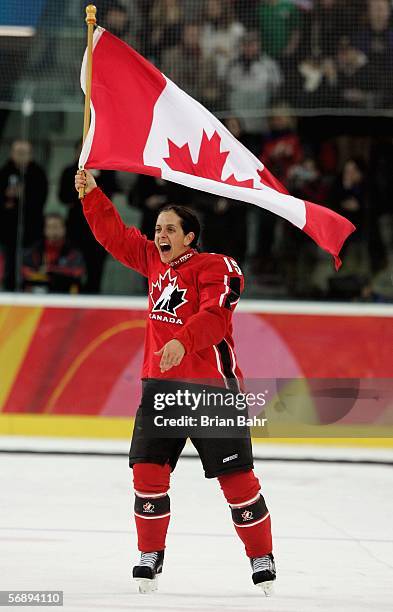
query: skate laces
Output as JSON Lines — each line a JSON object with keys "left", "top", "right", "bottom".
{"left": 139, "top": 552, "right": 159, "bottom": 568}
{"left": 252, "top": 555, "right": 273, "bottom": 573}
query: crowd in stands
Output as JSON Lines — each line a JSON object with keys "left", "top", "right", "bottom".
{"left": 92, "top": 0, "right": 393, "bottom": 121}
{"left": 8, "top": 0, "right": 393, "bottom": 117}
{"left": 0, "top": 1, "right": 392, "bottom": 300}
{"left": 0, "top": 128, "right": 392, "bottom": 302}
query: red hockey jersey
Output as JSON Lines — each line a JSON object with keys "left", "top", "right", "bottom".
{"left": 82, "top": 188, "right": 244, "bottom": 387}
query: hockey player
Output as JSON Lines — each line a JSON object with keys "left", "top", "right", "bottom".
{"left": 75, "top": 170, "right": 276, "bottom": 595}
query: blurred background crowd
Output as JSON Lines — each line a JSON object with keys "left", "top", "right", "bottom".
{"left": 0, "top": 0, "right": 393, "bottom": 301}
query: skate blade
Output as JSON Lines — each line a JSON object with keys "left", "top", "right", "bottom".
{"left": 257, "top": 580, "right": 274, "bottom": 597}
{"left": 135, "top": 576, "right": 158, "bottom": 594}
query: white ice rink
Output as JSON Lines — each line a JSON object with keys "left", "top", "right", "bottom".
{"left": 1, "top": 441, "right": 392, "bottom": 612}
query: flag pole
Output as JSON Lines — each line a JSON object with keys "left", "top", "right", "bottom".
{"left": 78, "top": 4, "right": 97, "bottom": 199}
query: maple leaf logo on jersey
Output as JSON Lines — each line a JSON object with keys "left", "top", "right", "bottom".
{"left": 150, "top": 269, "right": 188, "bottom": 316}
{"left": 164, "top": 130, "right": 262, "bottom": 188}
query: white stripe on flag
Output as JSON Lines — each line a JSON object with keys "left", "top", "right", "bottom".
{"left": 79, "top": 27, "right": 105, "bottom": 169}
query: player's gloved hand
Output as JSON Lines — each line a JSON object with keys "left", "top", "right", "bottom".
{"left": 155, "top": 339, "right": 185, "bottom": 372}
{"left": 75, "top": 169, "right": 97, "bottom": 195}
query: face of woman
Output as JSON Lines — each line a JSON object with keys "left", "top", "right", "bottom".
{"left": 343, "top": 160, "right": 362, "bottom": 185}
{"left": 369, "top": 0, "right": 391, "bottom": 30}
{"left": 154, "top": 210, "right": 194, "bottom": 264}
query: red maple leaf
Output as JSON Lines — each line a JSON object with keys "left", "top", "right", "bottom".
{"left": 164, "top": 130, "right": 255, "bottom": 189}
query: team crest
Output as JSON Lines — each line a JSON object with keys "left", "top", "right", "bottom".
{"left": 150, "top": 269, "right": 188, "bottom": 316}
{"left": 241, "top": 510, "right": 253, "bottom": 521}
{"left": 143, "top": 501, "right": 155, "bottom": 513}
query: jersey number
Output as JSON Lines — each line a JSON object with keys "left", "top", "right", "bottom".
{"left": 223, "top": 257, "right": 243, "bottom": 275}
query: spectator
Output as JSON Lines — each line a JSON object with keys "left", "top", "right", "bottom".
{"left": 329, "top": 38, "right": 374, "bottom": 109}
{"left": 196, "top": 193, "right": 249, "bottom": 266}
{"left": 201, "top": 0, "right": 245, "bottom": 77}
{"left": 257, "top": 0, "right": 302, "bottom": 62}
{"left": 254, "top": 103, "right": 303, "bottom": 265}
{"left": 354, "top": 0, "right": 393, "bottom": 107}
{"left": 146, "top": 0, "right": 183, "bottom": 62}
{"left": 364, "top": 263, "right": 393, "bottom": 302}
{"left": 295, "top": 35, "right": 375, "bottom": 110}
{"left": 58, "top": 143, "right": 118, "bottom": 294}
{"left": 260, "top": 103, "right": 303, "bottom": 184}
{"left": 161, "top": 21, "right": 223, "bottom": 110}
{"left": 226, "top": 30, "right": 282, "bottom": 147}
{"left": 329, "top": 157, "right": 371, "bottom": 278}
{"left": 367, "top": 138, "right": 393, "bottom": 272}
{"left": 288, "top": 156, "right": 330, "bottom": 203}
{"left": 100, "top": 1, "right": 141, "bottom": 48}
{"left": 283, "top": 157, "right": 331, "bottom": 295}
{"left": 301, "top": 0, "right": 348, "bottom": 61}
{"left": 22, "top": 214, "right": 85, "bottom": 294}
{"left": 192, "top": 117, "right": 249, "bottom": 267}
{"left": 294, "top": 54, "right": 336, "bottom": 108}
{"left": 292, "top": 0, "right": 356, "bottom": 108}
{"left": 0, "top": 140, "right": 48, "bottom": 291}
{"left": 330, "top": 158, "right": 368, "bottom": 235}
{"left": 223, "top": 115, "right": 249, "bottom": 146}
{"left": 80, "top": 1, "right": 141, "bottom": 44}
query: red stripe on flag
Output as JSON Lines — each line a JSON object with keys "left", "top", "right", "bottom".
{"left": 303, "top": 201, "right": 356, "bottom": 270}
{"left": 257, "top": 166, "right": 289, "bottom": 195}
{"left": 258, "top": 169, "right": 355, "bottom": 266}
{"left": 86, "top": 31, "right": 166, "bottom": 175}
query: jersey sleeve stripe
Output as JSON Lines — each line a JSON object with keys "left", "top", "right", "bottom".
{"left": 219, "top": 274, "right": 230, "bottom": 307}
{"left": 213, "top": 345, "right": 230, "bottom": 389}
{"left": 224, "top": 277, "right": 241, "bottom": 310}
{"left": 216, "top": 339, "right": 241, "bottom": 392}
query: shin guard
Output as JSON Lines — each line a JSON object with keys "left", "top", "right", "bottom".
{"left": 133, "top": 463, "right": 171, "bottom": 553}
{"left": 218, "top": 469, "right": 273, "bottom": 558}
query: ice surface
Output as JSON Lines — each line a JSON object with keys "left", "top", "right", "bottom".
{"left": 1, "top": 448, "right": 392, "bottom": 612}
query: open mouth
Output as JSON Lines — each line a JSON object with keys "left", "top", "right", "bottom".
{"left": 159, "top": 243, "right": 171, "bottom": 253}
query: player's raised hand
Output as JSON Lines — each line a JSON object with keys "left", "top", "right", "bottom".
{"left": 155, "top": 339, "right": 185, "bottom": 372}
{"left": 75, "top": 169, "right": 97, "bottom": 196}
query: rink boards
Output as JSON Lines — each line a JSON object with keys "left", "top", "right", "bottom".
{"left": 0, "top": 294, "right": 392, "bottom": 446}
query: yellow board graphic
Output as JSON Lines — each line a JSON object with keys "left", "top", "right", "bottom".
{"left": 0, "top": 306, "right": 42, "bottom": 411}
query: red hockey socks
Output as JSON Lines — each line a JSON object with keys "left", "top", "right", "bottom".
{"left": 133, "top": 462, "right": 171, "bottom": 552}
{"left": 218, "top": 469, "right": 273, "bottom": 558}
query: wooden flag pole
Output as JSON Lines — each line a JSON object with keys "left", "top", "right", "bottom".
{"left": 78, "top": 4, "right": 97, "bottom": 199}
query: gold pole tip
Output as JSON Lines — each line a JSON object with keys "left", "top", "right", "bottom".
{"left": 85, "top": 5, "right": 97, "bottom": 25}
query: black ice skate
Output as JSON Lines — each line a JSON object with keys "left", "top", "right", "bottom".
{"left": 132, "top": 550, "right": 164, "bottom": 593}
{"left": 250, "top": 553, "right": 276, "bottom": 596}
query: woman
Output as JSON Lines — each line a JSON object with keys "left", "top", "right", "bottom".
{"left": 200, "top": 0, "right": 245, "bottom": 78}
{"left": 226, "top": 31, "right": 282, "bottom": 141}
{"left": 74, "top": 170, "right": 276, "bottom": 595}
{"left": 146, "top": 0, "right": 183, "bottom": 63}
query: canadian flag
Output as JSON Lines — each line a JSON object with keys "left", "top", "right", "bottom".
{"left": 79, "top": 28, "right": 355, "bottom": 269}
